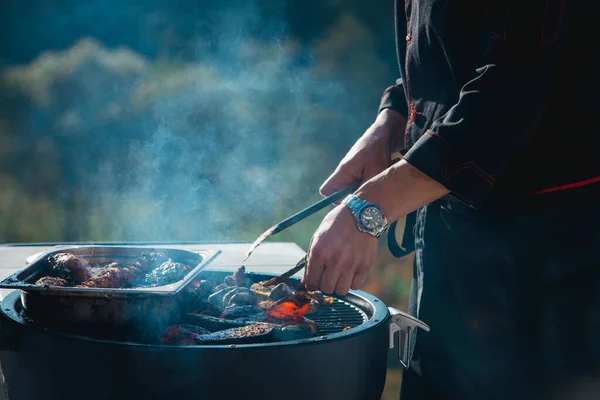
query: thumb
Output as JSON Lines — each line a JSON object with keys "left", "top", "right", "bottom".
{"left": 319, "top": 163, "right": 361, "bottom": 197}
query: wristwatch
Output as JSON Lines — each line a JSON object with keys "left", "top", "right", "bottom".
{"left": 342, "top": 195, "right": 389, "bottom": 238}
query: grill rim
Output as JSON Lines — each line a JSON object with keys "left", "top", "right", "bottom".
{"left": 1, "top": 272, "right": 390, "bottom": 349}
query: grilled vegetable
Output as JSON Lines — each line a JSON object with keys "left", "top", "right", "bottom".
{"left": 192, "top": 324, "right": 274, "bottom": 344}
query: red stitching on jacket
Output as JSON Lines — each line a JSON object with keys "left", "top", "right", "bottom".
{"left": 540, "top": 0, "right": 565, "bottom": 45}
{"left": 424, "top": 131, "right": 496, "bottom": 185}
{"left": 403, "top": 7, "right": 413, "bottom": 151}
{"left": 529, "top": 175, "right": 600, "bottom": 195}
{"left": 488, "top": 0, "right": 565, "bottom": 49}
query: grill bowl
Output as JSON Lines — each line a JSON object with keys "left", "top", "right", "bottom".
{"left": 0, "top": 274, "right": 391, "bottom": 400}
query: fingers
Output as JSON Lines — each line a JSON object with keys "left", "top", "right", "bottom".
{"left": 335, "top": 268, "right": 355, "bottom": 296}
{"left": 351, "top": 271, "right": 368, "bottom": 290}
{"left": 304, "top": 238, "right": 325, "bottom": 291}
{"left": 320, "top": 163, "right": 359, "bottom": 197}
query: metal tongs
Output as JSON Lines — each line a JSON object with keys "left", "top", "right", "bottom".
{"left": 243, "top": 182, "right": 360, "bottom": 262}
{"left": 262, "top": 256, "right": 307, "bottom": 287}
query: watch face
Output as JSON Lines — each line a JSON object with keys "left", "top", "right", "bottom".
{"left": 360, "top": 206, "right": 385, "bottom": 230}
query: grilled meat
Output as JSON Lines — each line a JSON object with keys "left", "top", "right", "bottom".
{"left": 223, "top": 266, "right": 250, "bottom": 287}
{"left": 77, "top": 262, "right": 143, "bottom": 288}
{"left": 268, "top": 283, "right": 292, "bottom": 301}
{"left": 35, "top": 276, "right": 70, "bottom": 287}
{"left": 48, "top": 253, "right": 92, "bottom": 283}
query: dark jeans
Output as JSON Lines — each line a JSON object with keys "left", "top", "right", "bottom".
{"left": 399, "top": 200, "right": 600, "bottom": 400}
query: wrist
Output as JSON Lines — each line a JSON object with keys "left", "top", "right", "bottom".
{"left": 354, "top": 160, "right": 450, "bottom": 222}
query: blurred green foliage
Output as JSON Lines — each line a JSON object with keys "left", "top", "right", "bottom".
{"left": 0, "top": 3, "right": 413, "bottom": 397}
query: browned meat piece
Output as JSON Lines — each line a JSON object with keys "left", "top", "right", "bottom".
{"left": 223, "top": 266, "right": 249, "bottom": 287}
{"left": 160, "top": 324, "right": 211, "bottom": 345}
{"left": 268, "top": 283, "right": 292, "bottom": 301}
{"left": 35, "top": 276, "right": 69, "bottom": 287}
{"left": 77, "top": 262, "right": 143, "bottom": 288}
{"left": 139, "top": 261, "right": 192, "bottom": 287}
{"left": 48, "top": 253, "right": 92, "bottom": 283}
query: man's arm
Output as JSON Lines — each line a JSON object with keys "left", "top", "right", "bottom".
{"left": 304, "top": 1, "right": 575, "bottom": 296}
{"left": 402, "top": 0, "right": 573, "bottom": 208}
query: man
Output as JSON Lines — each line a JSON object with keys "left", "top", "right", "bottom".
{"left": 303, "top": 1, "right": 600, "bottom": 399}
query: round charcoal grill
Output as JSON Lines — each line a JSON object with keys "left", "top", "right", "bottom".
{"left": 0, "top": 260, "right": 429, "bottom": 400}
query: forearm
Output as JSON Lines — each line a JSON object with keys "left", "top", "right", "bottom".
{"left": 373, "top": 108, "right": 407, "bottom": 153}
{"left": 354, "top": 159, "right": 450, "bottom": 222}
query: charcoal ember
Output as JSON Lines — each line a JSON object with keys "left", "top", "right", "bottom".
{"left": 193, "top": 324, "right": 274, "bottom": 345}
{"left": 48, "top": 253, "right": 91, "bottom": 283}
{"left": 207, "top": 287, "right": 236, "bottom": 307}
{"left": 268, "top": 283, "right": 292, "bottom": 301}
{"left": 140, "top": 261, "right": 192, "bottom": 286}
{"left": 35, "top": 276, "right": 69, "bottom": 287}
{"left": 160, "top": 324, "right": 211, "bottom": 345}
{"left": 77, "top": 262, "right": 143, "bottom": 288}
{"left": 222, "top": 287, "right": 257, "bottom": 308}
{"left": 219, "top": 305, "right": 264, "bottom": 320}
{"left": 265, "top": 289, "right": 312, "bottom": 322}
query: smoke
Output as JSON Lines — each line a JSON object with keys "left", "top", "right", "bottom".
{"left": 0, "top": 2, "right": 394, "bottom": 244}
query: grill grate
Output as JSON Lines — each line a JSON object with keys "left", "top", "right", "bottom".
{"left": 310, "top": 298, "right": 368, "bottom": 336}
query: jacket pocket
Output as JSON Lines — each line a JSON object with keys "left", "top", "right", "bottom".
{"left": 488, "top": 0, "right": 566, "bottom": 50}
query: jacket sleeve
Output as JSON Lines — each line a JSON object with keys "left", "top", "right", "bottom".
{"left": 402, "top": 0, "right": 572, "bottom": 208}
{"left": 378, "top": 78, "right": 409, "bottom": 118}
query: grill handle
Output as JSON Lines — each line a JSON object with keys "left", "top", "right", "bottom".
{"left": 388, "top": 307, "right": 430, "bottom": 369}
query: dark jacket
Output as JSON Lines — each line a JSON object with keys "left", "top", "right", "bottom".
{"left": 379, "top": 0, "right": 600, "bottom": 212}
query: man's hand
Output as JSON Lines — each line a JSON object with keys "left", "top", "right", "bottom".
{"left": 319, "top": 109, "right": 406, "bottom": 197}
{"left": 305, "top": 160, "right": 450, "bottom": 296}
{"left": 303, "top": 204, "right": 377, "bottom": 295}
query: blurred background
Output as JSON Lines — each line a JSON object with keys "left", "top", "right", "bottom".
{"left": 0, "top": 0, "right": 413, "bottom": 397}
